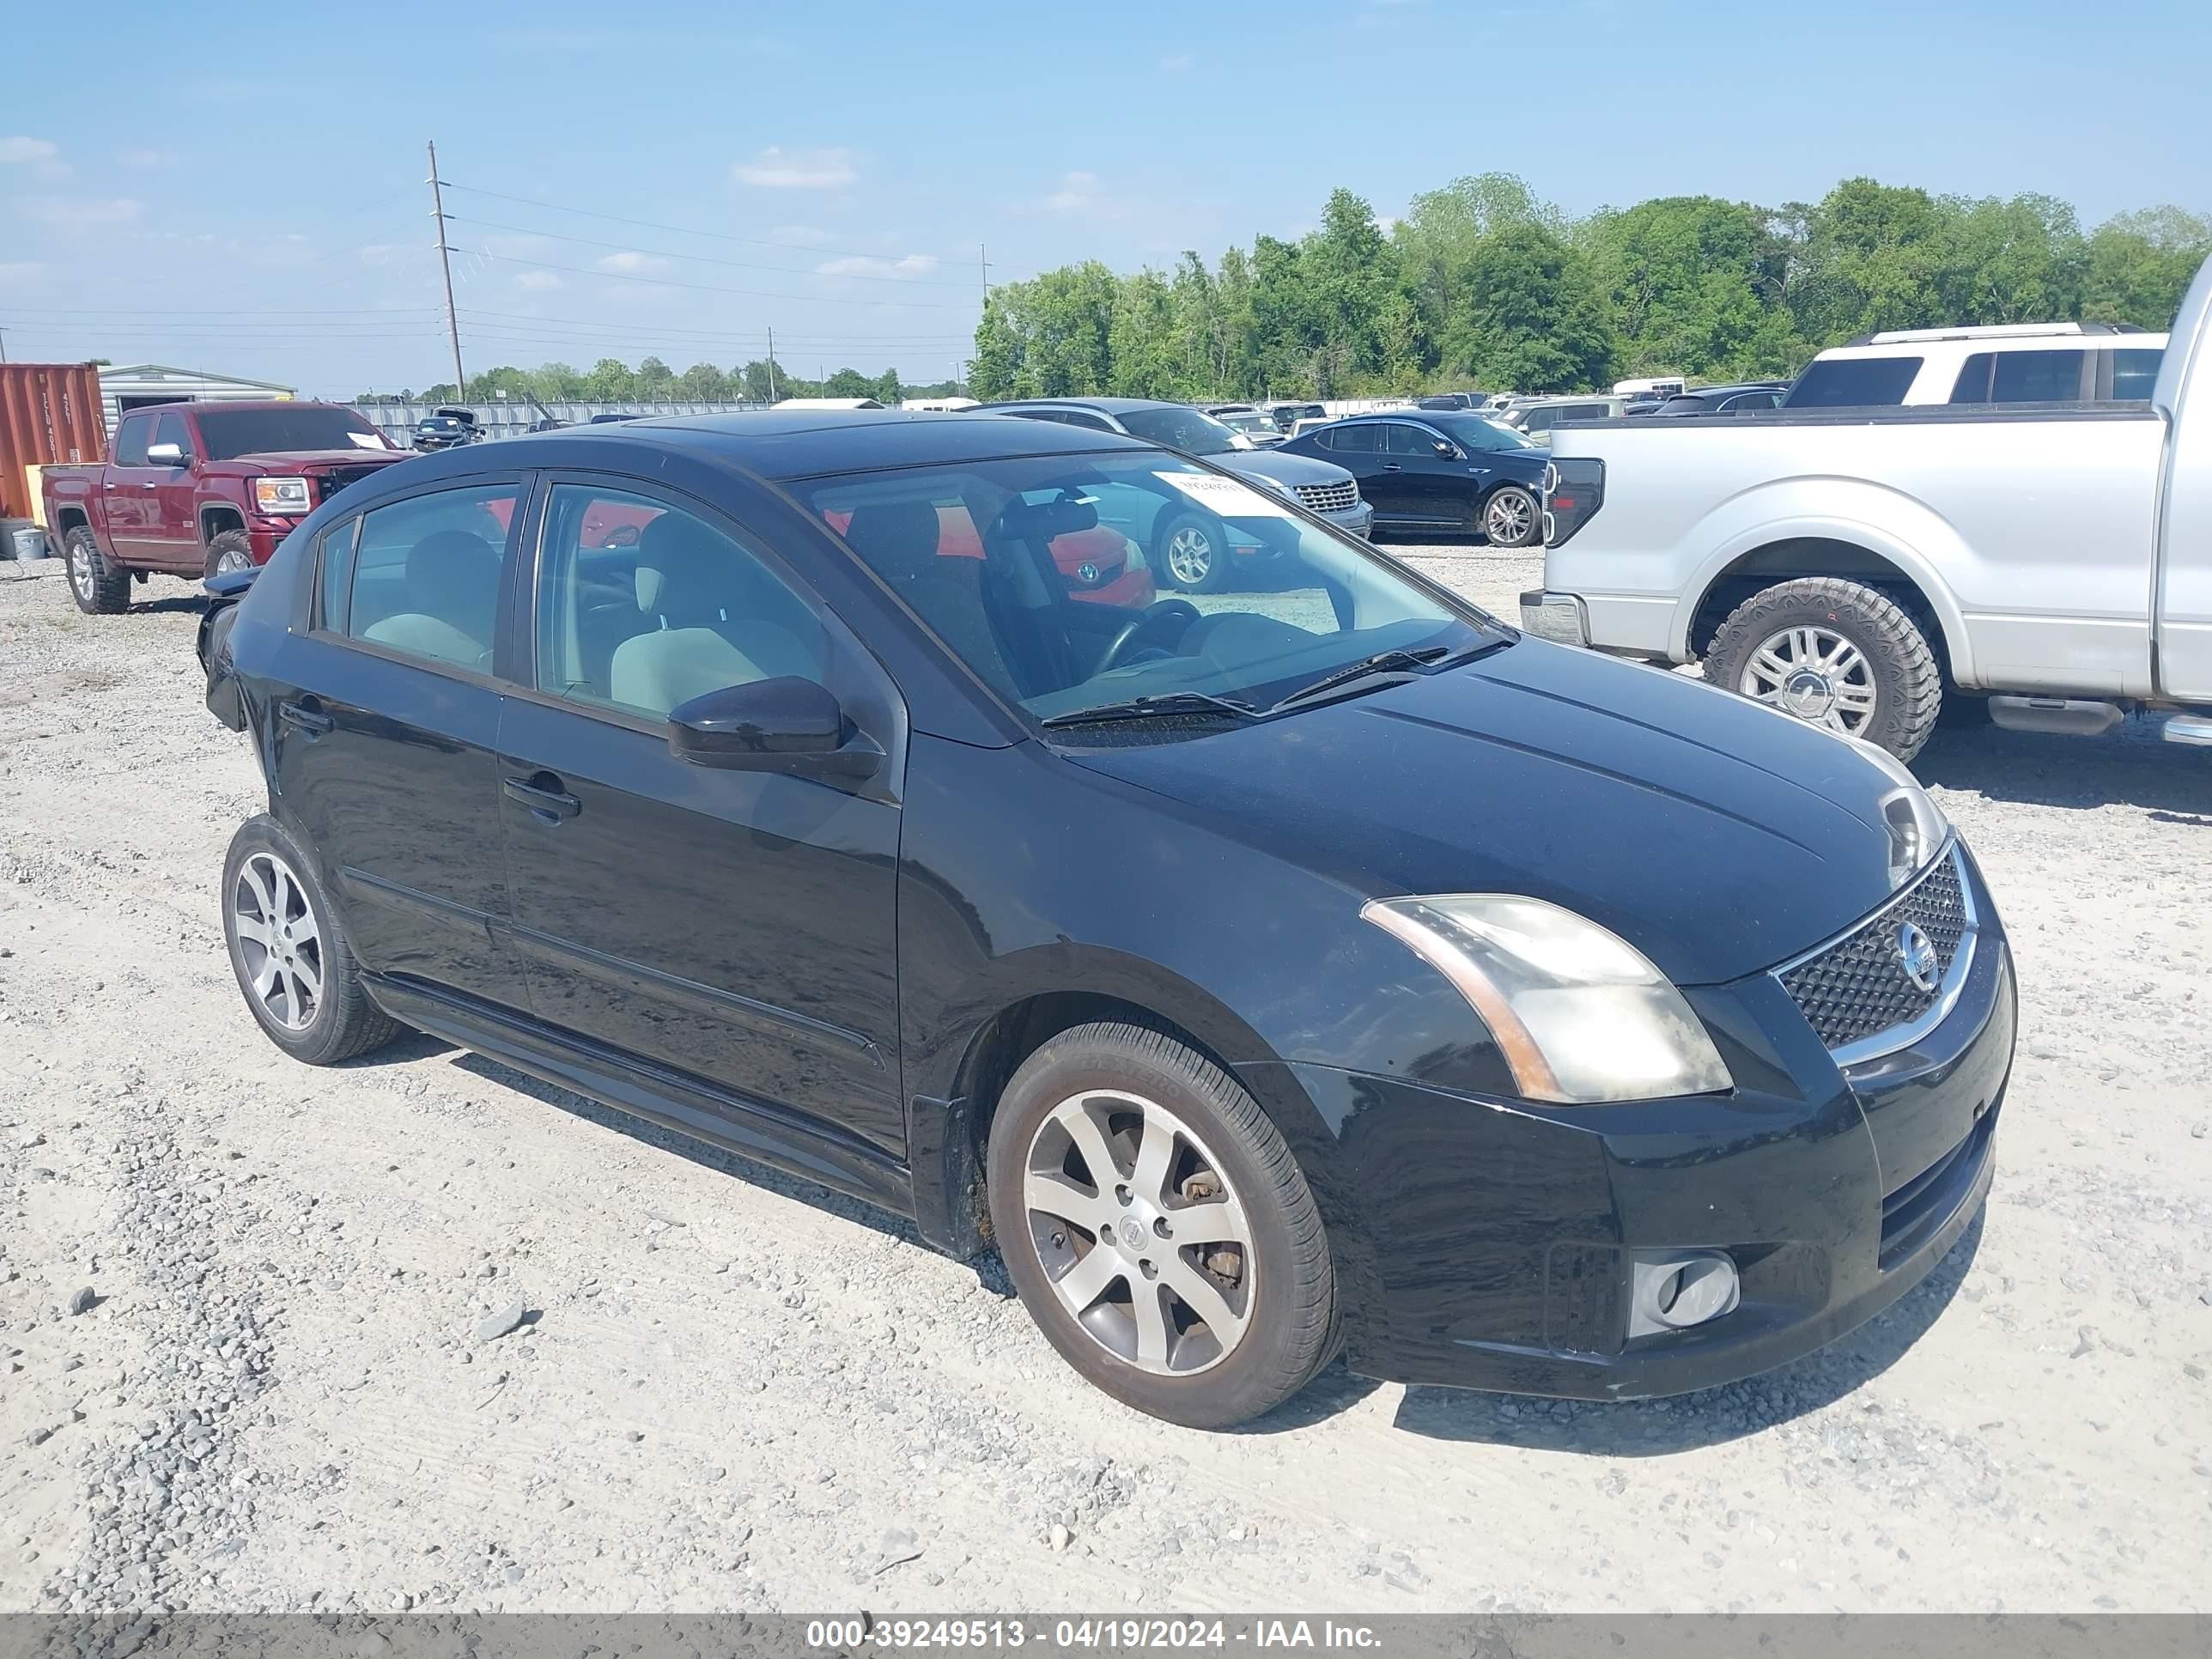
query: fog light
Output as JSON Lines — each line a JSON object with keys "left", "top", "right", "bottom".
{"left": 1627, "top": 1250, "right": 1740, "bottom": 1338}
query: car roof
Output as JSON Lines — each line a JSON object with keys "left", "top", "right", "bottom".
{"left": 484, "top": 408, "right": 1153, "bottom": 482}
{"left": 158, "top": 399, "right": 355, "bottom": 417}
{"left": 975, "top": 396, "right": 1194, "bottom": 416}
{"left": 1674, "top": 383, "right": 1786, "bottom": 398}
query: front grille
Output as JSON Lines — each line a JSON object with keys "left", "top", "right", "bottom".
{"left": 1291, "top": 478, "right": 1359, "bottom": 514}
{"left": 313, "top": 465, "right": 387, "bottom": 505}
{"left": 1779, "top": 850, "right": 1971, "bottom": 1052}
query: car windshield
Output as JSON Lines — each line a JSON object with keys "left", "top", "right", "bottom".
{"left": 1114, "top": 406, "right": 1248, "bottom": 455}
{"left": 196, "top": 407, "right": 392, "bottom": 459}
{"left": 795, "top": 452, "right": 1497, "bottom": 732}
{"left": 1215, "top": 410, "right": 1274, "bottom": 434}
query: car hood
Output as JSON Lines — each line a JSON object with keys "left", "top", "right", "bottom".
{"left": 216, "top": 448, "right": 410, "bottom": 471}
{"left": 1212, "top": 450, "right": 1354, "bottom": 489}
{"left": 1063, "top": 639, "right": 1908, "bottom": 986}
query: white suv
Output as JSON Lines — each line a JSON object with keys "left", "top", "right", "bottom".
{"left": 1782, "top": 321, "right": 2166, "bottom": 408}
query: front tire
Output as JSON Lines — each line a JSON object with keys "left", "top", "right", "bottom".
{"left": 1155, "top": 512, "right": 1233, "bottom": 594}
{"left": 1481, "top": 484, "right": 1540, "bottom": 548}
{"left": 222, "top": 815, "right": 404, "bottom": 1066}
{"left": 986, "top": 1022, "right": 1338, "bottom": 1429}
{"left": 64, "top": 526, "right": 130, "bottom": 615}
{"left": 205, "top": 529, "right": 254, "bottom": 578}
{"left": 1705, "top": 577, "right": 1943, "bottom": 760}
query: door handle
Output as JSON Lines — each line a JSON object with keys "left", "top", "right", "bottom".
{"left": 1382, "top": 463, "right": 1403, "bottom": 472}
{"left": 141, "top": 482, "right": 159, "bottom": 491}
{"left": 277, "top": 700, "right": 333, "bottom": 737}
{"left": 503, "top": 773, "right": 581, "bottom": 823}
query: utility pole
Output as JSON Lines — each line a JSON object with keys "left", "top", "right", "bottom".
{"left": 766, "top": 327, "right": 779, "bottom": 403}
{"left": 979, "top": 243, "right": 989, "bottom": 303}
{"left": 0, "top": 325, "right": 9, "bottom": 363}
{"left": 427, "top": 141, "right": 465, "bottom": 399}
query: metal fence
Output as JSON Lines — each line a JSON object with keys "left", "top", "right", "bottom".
{"left": 355, "top": 399, "right": 771, "bottom": 446}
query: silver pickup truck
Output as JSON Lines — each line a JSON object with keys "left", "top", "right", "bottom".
{"left": 1523, "top": 256, "right": 2212, "bottom": 760}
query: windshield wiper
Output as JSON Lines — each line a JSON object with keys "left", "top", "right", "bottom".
{"left": 1261, "top": 644, "right": 1480, "bottom": 714}
{"left": 1038, "top": 691, "right": 1261, "bottom": 729}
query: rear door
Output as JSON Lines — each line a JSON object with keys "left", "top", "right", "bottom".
{"left": 495, "top": 477, "right": 908, "bottom": 1157}
{"left": 101, "top": 413, "right": 163, "bottom": 561}
{"left": 268, "top": 475, "right": 532, "bottom": 1012}
{"left": 1321, "top": 422, "right": 1399, "bottom": 517}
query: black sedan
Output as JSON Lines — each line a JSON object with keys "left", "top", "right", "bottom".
{"left": 198, "top": 410, "right": 2013, "bottom": 1429}
{"left": 1653, "top": 381, "right": 1790, "bottom": 415}
{"left": 1278, "top": 410, "right": 1551, "bottom": 545}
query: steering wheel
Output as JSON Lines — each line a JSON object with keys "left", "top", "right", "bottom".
{"left": 1099, "top": 599, "right": 1202, "bottom": 673}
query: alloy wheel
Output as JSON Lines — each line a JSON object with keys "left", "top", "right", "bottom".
{"left": 1165, "top": 526, "right": 1215, "bottom": 587}
{"left": 70, "top": 543, "right": 94, "bottom": 604}
{"left": 1738, "top": 624, "right": 1877, "bottom": 736}
{"left": 1485, "top": 489, "right": 1534, "bottom": 544}
{"left": 214, "top": 546, "right": 254, "bottom": 575}
{"left": 231, "top": 850, "right": 324, "bottom": 1031}
{"left": 1022, "top": 1088, "right": 1255, "bottom": 1376}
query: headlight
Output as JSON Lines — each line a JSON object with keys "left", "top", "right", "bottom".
{"left": 252, "top": 477, "right": 313, "bottom": 515}
{"left": 1852, "top": 741, "right": 1949, "bottom": 889}
{"left": 1361, "top": 895, "right": 1733, "bottom": 1104}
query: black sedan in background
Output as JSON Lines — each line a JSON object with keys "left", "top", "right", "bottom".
{"left": 1279, "top": 409, "right": 1551, "bottom": 545}
{"left": 198, "top": 410, "right": 2012, "bottom": 1429}
{"left": 1654, "top": 381, "right": 1790, "bottom": 415}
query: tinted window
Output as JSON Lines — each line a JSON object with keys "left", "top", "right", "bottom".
{"left": 1060, "top": 410, "right": 1116, "bottom": 432}
{"left": 1328, "top": 423, "right": 1380, "bottom": 454}
{"left": 1427, "top": 414, "right": 1534, "bottom": 452}
{"left": 154, "top": 412, "right": 194, "bottom": 459}
{"left": 2112, "top": 348, "right": 2163, "bottom": 400}
{"left": 1115, "top": 406, "right": 1242, "bottom": 454}
{"left": 1519, "top": 407, "right": 1559, "bottom": 434}
{"left": 1990, "top": 349, "right": 2085, "bottom": 403}
{"left": 1783, "top": 356, "right": 1924, "bottom": 407}
{"left": 345, "top": 485, "right": 516, "bottom": 672}
{"left": 1386, "top": 423, "right": 1443, "bottom": 456}
{"left": 196, "top": 407, "right": 393, "bottom": 461}
{"left": 1948, "top": 355, "right": 1996, "bottom": 404}
{"left": 316, "top": 516, "right": 362, "bottom": 633}
{"left": 112, "top": 414, "right": 153, "bottom": 468}
{"left": 537, "top": 484, "right": 825, "bottom": 720}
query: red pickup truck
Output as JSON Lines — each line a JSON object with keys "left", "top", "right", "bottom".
{"left": 42, "top": 400, "right": 410, "bottom": 614}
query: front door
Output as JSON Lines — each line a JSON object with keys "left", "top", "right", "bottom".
{"left": 266, "top": 477, "right": 532, "bottom": 1012}
{"left": 496, "top": 478, "right": 908, "bottom": 1156}
{"left": 148, "top": 410, "right": 203, "bottom": 570}
{"left": 100, "top": 412, "right": 165, "bottom": 561}
{"left": 1381, "top": 420, "right": 1473, "bottom": 532}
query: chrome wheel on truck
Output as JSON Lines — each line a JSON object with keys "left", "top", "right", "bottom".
{"left": 1736, "top": 624, "right": 1878, "bottom": 737}
{"left": 64, "top": 526, "right": 129, "bottom": 616}
{"left": 1705, "top": 577, "right": 1943, "bottom": 761}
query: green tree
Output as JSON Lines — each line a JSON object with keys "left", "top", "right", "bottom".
{"left": 1789, "top": 178, "right": 1951, "bottom": 344}
{"left": 675, "top": 362, "right": 730, "bottom": 399}
{"left": 581, "top": 357, "right": 636, "bottom": 399}
{"left": 1934, "top": 193, "right": 2085, "bottom": 325}
{"left": 1584, "top": 197, "right": 1798, "bottom": 378}
{"left": 1108, "top": 270, "right": 1182, "bottom": 398}
{"left": 2081, "top": 207, "right": 2211, "bottom": 326}
{"left": 633, "top": 356, "right": 678, "bottom": 400}
{"left": 1444, "top": 226, "right": 1617, "bottom": 391}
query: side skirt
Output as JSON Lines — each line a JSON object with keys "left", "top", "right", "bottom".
{"left": 367, "top": 975, "right": 919, "bottom": 1222}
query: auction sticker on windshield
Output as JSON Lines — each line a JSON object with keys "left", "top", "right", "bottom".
{"left": 1154, "top": 471, "right": 1293, "bottom": 518}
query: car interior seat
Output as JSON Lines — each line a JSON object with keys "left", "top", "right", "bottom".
{"left": 361, "top": 529, "right": 501, "bottom": 670}
{"left": 608, "top": 511, "right": 820, "bottom": 715}
{"left": 842, "top": 501, "right": 1033, "bottom": 700}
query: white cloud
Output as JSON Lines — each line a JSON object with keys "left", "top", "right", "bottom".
{"left": 0, "top": 137, "right": 58, "bottom": 165}
{"left": 1043, "top": 172, "right": 1098, "bottom": 213}
{"left": 1159, "top": 53, "right": 1194, "bottom": 75}
{"left": 514, "top": 270, "right": 564, "bottom": 290}
{"left": 595, "top": 251, "right": 671, "bottom": 276}
{"left": 815, "top": 253, "right": 939, "bottom": 279}
{"left": 732, "top": 146, "right": 857, "bottom": 189}
{"left": 0, "top": 260, "right": 44, "bottom": 283}
{"left": 12, "top": 195, "right": 140, "bottom": 229}
{"left": 117, "top": 147, "right": 179, "bottom": 170}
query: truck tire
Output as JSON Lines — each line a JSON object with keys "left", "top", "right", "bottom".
{"left": 1705, "top": 577, "right": 1942, "bottom": 761}
{"left": 986, "top": 1021, "right": 1340, "bottom": 1429}
{"left": 64, "top": 526, "right": 131, "bottom": 616}
{"left": 205, "top": 530, "right": 255, "bottom": 578}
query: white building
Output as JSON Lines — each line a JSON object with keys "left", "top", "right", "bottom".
{"left": 99, "top": 364, "right": 296, "bottom": 434}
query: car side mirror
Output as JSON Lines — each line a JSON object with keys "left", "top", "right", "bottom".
{"left": 1432, "top": 440, "right": 1458, "bottom": 459}
{"left": 147, "top": 442, "right": 187, "bottom": 467}
{"left": 668, "top": 676, "right": 881, "bottom": 780}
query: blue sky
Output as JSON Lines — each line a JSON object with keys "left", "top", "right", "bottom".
{"left": 3, "top": 0, "right": 2205, "bottom": 395}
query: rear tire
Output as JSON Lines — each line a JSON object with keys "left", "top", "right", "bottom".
{"left": 222, "top": 815, "right": 405, "bottom": 1066}
{"left": 1154, "top": 512, "right": 1234, "bottom": 594}
{"left": 64, "top": 526, "right": 130, "bottom": 616}
{"left": 986, "top": 1021, "right": 1338, "bottom": 1429}
{"left": 1481, "top": 484, "right": 1540, "bottom": 548}
{"left": 1705, "top": 577, "right": 1942, "bottom": 761}
{"left": 205, "top": 529, "right": 254, "bottom": 578}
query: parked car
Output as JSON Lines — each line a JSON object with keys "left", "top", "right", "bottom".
{"left": 975, "top": 398, "right": 1371, "bottom": 590}
{"left": 1652, "top": 382, "right": 1790, "bottom": 416}
{"left": 1508, "top": 396, "right": 1632, "bottom": 442}
{"left": 1279, "top": 409, "right": 1549, "bottom": 545}
{"left": 1782, "top": 322, "right": 2166, "bottom": 409}
{"left": 197, "top": 408, "right": 2012, "bottom": 1428}
{"left": 1614, "top": 376, "right": 1687, "bottom": 398}
{"left": 1527, "top": 255, "right": 2212, "bottom": 760}
{"left": 41, "top": 400, "right": 407, "bottom": 605}
{"left": 1207, "top": 407, "right": 1288, "bottom": 448}
{"left": 1413, "top": 392, "right": 1492, "bottom": 411}
{"left": 411, "top": 408, "right": 481, "bottom": 452}
{"left": 1263, "top": 400, "right": 1328, "bottom": 434}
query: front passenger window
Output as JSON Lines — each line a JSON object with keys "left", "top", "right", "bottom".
{"left": 535, "top": 484, "right": 826, "bottom": 720}
{"left": 345, "top": 485, "right": 516, "bottom": 673}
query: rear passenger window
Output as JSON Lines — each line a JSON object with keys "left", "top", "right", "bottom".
{"left": 1989, "top": 349, "right": 2085, "bottom": 403}
{"left": 535, "top": 484, "right": 826, "bottom": 720}
{"left": 1328, "top": 424, "right": 1379, "bottom": 453}
{"left": 344, "top": 485, "right": 516, "bottom": 673}
{"left": 1783, "top": 357, "right": 1923, "bottom": 407}
{"left": 1948, "top": 355, "right": 1996, "bottom": 404}
{"left": 2112, "top": 348, "right": 2163, "bottom": 400}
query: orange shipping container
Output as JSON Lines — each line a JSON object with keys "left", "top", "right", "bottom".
{"left": 1, "top": 362, "right": 106, "bottom": 521}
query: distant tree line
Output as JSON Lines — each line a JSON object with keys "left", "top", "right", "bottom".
{"left": 366, "top": 359, "right": 965, "bottom": 407}
{"left": 968, "top": 173, "right": 2211, "bottom": 400}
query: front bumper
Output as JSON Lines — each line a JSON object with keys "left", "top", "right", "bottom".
{"left": 1254, "top": 848, "right": 2015, "bottom": 1400}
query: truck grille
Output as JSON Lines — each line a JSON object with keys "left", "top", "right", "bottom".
{"left": 314, "top": 465, "right": 386, "bottom": 504}
{"left": 1291, "top": 479, "right": 1359, "bottom": 514}
{"left": 1778, "top": 849, "right": 1972, "bottom": 1054}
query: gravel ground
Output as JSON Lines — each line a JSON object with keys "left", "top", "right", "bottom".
{"left": 1, "top": 545, "right": 2209, "bottom": 1616}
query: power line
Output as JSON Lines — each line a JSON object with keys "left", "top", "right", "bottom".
{"left": 446, "top": 246, "right": 969, "bottom": 310}
{"left": 449, "top": 215, "right": 987, "bottom": 290}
